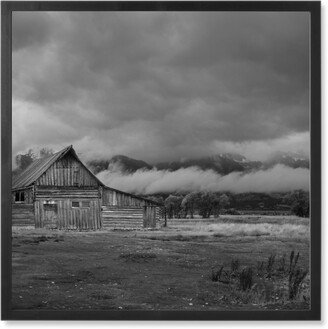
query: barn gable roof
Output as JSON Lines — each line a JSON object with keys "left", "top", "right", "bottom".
{"left": 12, "top": 145, "right": 162, "bottom": 206}
{"left": 12, "top": 145, "right": 104, "bottom": 190}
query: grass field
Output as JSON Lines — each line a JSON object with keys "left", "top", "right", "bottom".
{"left": 11, "top": 215, "right": 310, "bottom": 311}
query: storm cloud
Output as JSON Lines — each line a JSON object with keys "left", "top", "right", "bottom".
{"left": 12, "top": 11, "right": 310, "bottom": 163}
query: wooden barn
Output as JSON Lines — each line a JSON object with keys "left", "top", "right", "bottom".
{"left": 12, "top": 145, "right": 160, "bottom": 230}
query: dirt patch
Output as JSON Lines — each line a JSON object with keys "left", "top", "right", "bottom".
{"left": 19, "top": 235, "right": 64, "bottom": 245}
{"left": 119, "top": 252, "right": 157, "bottom": 262}
{"left": 11, "top": 217, "right": 310, "bottom": 311}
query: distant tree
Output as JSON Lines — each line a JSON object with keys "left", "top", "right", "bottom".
{"left": 181, "top": 192, "right": 198, "bottom": 218}
{"left": 285, "top": 190, "right": 309, "bottom": 217}
{"left": 212, "top": 193, "right": 231, "bottom": 217}
{"left": 219, "top": 193, "right": 230, "bottom": 209}
{"left": 210, "top": 193, "right": 221, "bottom": 218}
{"left": 258, "top": 202, "right": 265, "bottom": 209}
{"left": 164, "top": 195, "right": 183, "bottom": 219}
{"left": 13, "top": 147, "right": 54, "bottom": 177}
{"left": 147, "top": 195, "right": 164, "bottom": 205}
{"left": 196, "top": 191, "right": 217, "bottom": 218}
{"left": 39, "top": 147, "right": 54, "bottom": 158}
{"left": 15, "top": 149, "right": 36, "bottom": 171}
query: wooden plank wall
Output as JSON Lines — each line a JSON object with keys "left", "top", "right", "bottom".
{"left": 101, "top": 188, "right": 160, "bottom": 229}
{"left": 35, "top": 199, "right": 101, "bottom": 230}
{"left": 102, "top": 188, "right": 149, "bottom": 207}
{"left": 35, "top": 187, "right": 100, "bottom": 199}
{"left": 143, "top": 206, "right": 157, "bottom": 228}
{"left": 12, "top": 204, "right": 34, "bottom": 227}
{"left": 35, "top": 153, "right": 99, "bottom": 187}
{"left": 101, "top": 205, "right": 160, "bottom": 230}
{"left": 101, "top": 206, "right": 144, "bottom": 229}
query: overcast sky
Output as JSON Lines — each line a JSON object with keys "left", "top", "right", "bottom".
{"left": 12, "top": 11, "right": 310, "bottom": 163}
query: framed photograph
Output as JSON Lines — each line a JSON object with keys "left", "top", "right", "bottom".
{"left": 1, "top": 1, "right": 321, "bottom": 321}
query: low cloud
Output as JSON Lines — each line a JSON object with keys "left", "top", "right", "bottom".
{"left": 97, "top": 165, "right": 309, "bottom": 195}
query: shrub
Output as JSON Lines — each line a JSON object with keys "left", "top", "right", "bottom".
{"left": 225, "top": 208, "right": 241, "bottom": 215}
{"left": 211, "top": 266, "right": 224, "bottom": 282}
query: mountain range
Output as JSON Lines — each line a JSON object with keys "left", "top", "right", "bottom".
{"left": 87, "top": 152, "right": 309, "bottom": 176}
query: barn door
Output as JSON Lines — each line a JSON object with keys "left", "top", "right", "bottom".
{"left": 71, "top": 200, "right": 97, "bottom": 230}
{"left": 43, "top": 203, "right": 58, "bottom": 229}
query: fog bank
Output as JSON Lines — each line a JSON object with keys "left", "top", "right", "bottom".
{"left": 97, "top": 164, "right": 309, "bottom": 195}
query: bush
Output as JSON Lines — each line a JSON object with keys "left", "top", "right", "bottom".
{"left": 211, "top": 266, "right": 224, "bottom": 282}
{"left": 288, "top": 190, "right": 309, "bottom": 217}
{"left": 224, "top": 208, "right": 241, "bottom": 215}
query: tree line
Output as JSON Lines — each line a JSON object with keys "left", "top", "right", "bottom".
{"left": 13, "top": 148, "right": 54, "bottom": 177}
{"left": 148, "top": 189, "right": 309, "bottom": 219}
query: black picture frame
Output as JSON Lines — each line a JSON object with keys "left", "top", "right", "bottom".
{"left": 1, "top": 1, "right": 321, "bottom": 321}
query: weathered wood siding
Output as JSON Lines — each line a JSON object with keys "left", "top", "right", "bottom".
{"left": 101, "top": 206, "right": 144, "bottom": 229}
{"left": 35, "top": 153, "right": 99, "bottom": 187}
{"left": 101, "top": 188, "right": 159, "bottom": 229}
{"left": 35, "top": 186, "right": 100, "bottom": 199}
{"left": 101, "top": 205, "right": 160, "bottom": 229}
{"left": 102, "top": 188, "right": 155, "bottom": 207}
{"left": 143, "top": 206, "right": 157, "bottom": 228}
{"left": 12, "top": 204, "right": 34, "bottom": 227}
{"left": 34, "top": 187, "right": 101, "bottom": 229}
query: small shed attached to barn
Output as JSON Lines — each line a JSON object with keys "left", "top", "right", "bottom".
{"left": 12, "top": 145, "right": 160, "bottom": 230}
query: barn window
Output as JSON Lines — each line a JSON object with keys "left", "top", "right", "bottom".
{"left": 81, "top": 201, "right": 90, "bottom": 208}
{"left": 72, "top": 201, "right": 80, "bottom": 208}
{"left": 15, "top": 191, "right": 25, "bottom": 202}
{"left": 73, "top": 168, "right": 79, "bottom": 186}
{"left": 44, "top": 203, "right": 58, "bottom": 213}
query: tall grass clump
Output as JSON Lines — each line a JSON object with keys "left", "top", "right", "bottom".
{"left": 288, "top": 251, "right": 308, "bottom": 300}
{"left": 277, "top": 254, "right": 286, "bottom": 273}
{"left": 266, "top": 254, "right": 276, "bottom": 278}
{"left": 231, "top": 259, "right": 240, "bottom": 274}
{"left": 209, "top": 250, "right": 309, "bottom": 308}
{"left": 211, "top": 266, "right": 224, "bottom": 282}
{"left": 256, "top": 261, "right": 265, "bottom": 277}
{"left": 239, "top": 267, "right": 253, "bottom": 291}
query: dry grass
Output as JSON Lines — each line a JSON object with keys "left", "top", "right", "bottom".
{"left": 208, "top": 223, "right": 308, "bottom": 239}
{"left": 138, "top": 215, "right": 309, "bottom": 241}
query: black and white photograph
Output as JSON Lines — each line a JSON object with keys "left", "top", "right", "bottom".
{"left": 2, "top": 1, "right": 321, "bottom": 321}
